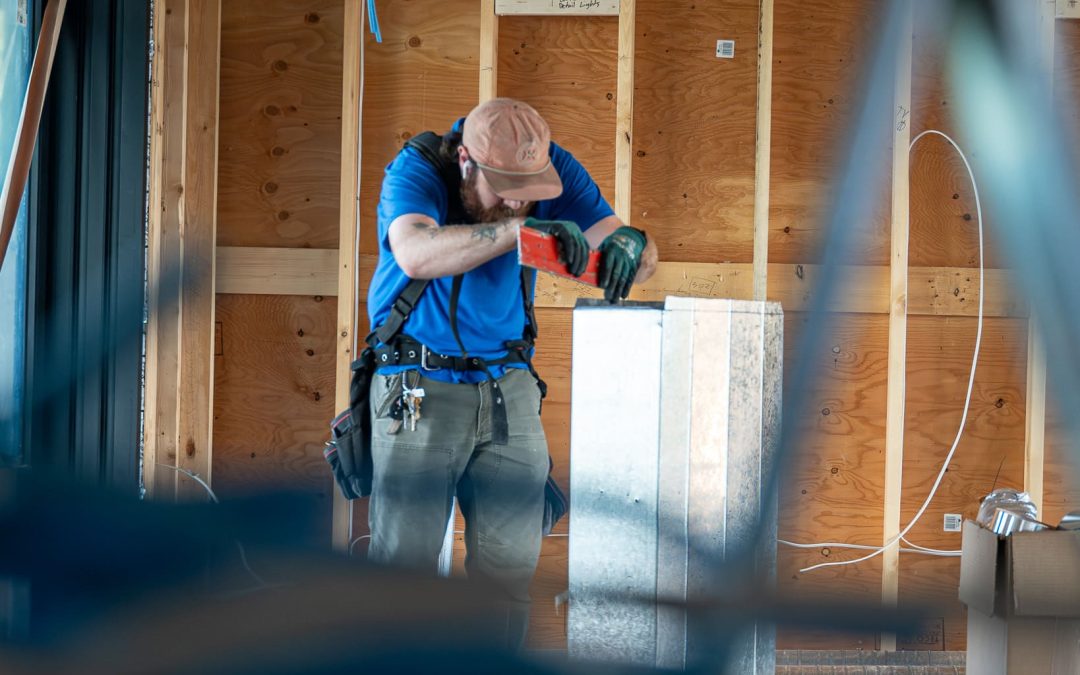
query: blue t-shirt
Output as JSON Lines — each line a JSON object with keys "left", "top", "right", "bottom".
{"left": 367, "top": 119, "right": 614, "bottom": 383}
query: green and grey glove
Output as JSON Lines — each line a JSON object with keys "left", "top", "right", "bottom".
{"left": 523, "top": 217, "right": 590, "bottom": 277}
{"left": 598, "top": 226, "right": 647, "bottom": 303}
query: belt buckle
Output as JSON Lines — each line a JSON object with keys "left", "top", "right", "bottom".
{"left": 420, "top": 344, "right": 439, "bottom": 371}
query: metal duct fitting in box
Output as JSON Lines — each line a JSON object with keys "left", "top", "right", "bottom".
{"left": 568, "top": 297, "right": 782, "bottom": 673}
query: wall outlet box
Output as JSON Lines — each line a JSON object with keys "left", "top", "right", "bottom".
{"left": 1058, "top": 0, "right": 1080, "bottom": 19}
{"left": 716, "top": 40, "right": 735, "bottom": 59}
{"left": 944, "top": 513, "right": 963, "bottom": 532}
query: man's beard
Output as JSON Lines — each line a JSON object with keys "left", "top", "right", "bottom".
{"left": 460, "top": 170, "right": 533, "bottom": 224}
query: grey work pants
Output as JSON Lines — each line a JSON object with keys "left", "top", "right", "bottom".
{"left": 367, "top": 367, "right": 549, "bottom": 650}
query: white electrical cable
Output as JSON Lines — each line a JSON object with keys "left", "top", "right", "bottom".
{"left": 783, "top": 130, "right": 983, "bottom": 572}
{"left": 349, "top": 533, "right": 372, "bottom": 557}
{"left": 351, "top": 1, "right": 367, "bottom": 356}
{"left": 778, "top": 538, "right": 959, "bottom": 556}
{"left": 156, "top": 463, "right": 274, "bottom": 587}
{"left": 901, "top": 536, "right": 960, "bottom": 556}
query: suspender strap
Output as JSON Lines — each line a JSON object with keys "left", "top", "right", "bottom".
{"left": 520, "top": 267, "right": 539, "bottom": 343}
{"left": 404, "top": 131, "right": 470, "bottom": 226}
{"left": 368, "top": 277, "right": 429, "bottom": 349}
{"left": 448, "top": 274, "right": 510, "bottom": 445}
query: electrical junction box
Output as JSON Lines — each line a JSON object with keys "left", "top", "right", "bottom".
{"left": 1058, "top": 0, "right": 1080, "bottom": 19}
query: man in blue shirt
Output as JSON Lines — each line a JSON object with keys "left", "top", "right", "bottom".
{"left": 365, "top": 98, "right": 657, "bottom": 648}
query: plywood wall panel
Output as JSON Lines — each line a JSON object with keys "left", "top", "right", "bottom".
{"left": 359, "top": 0, "right": 480, "bottom": 255}
{"left": 213, "top": 294, "right": 338, "bottom": 545}
{"left": 909, "top": 6, "right": 1007, "bottom": 270}
{"left": 497, "top": 16, "right": 619, "bottom": 207}
{"left": 776, "top": 313, "right": 888, "bottom": 649}
{"left": 526, "top": 535, "right": 569, "bottom": 650}
{"left": 769, "top": 0, "right": 891, "bottom": 266}
{"left": 1045, "top": 405, "right": 1080, "bottom": 525}
{"left": 1057, "top": 18, "right": 1080, "bottom": 147}
{"left": 218, "top": 0, "right": 344, "bottom": 248}
{"left": 631, "top": 0, "right": 759, "bottom": 263}
{"left": 533, "top": 307, "right": 573, "bottom": 492}
{"left": 897, "top": 316, "right": 1028, "bottom": 651}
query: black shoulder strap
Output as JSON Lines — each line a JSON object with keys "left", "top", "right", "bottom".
{"left": 520, "top": 267, "right": 538, "bottom": 343}
{"left": 367, "top": 277, "right": 429, "bottom": 349}
{"left": 362, "top": 132, "right": 456, "bottom": 350}
{"left": 404, "top": 132, "right": 470, "bottom": 226}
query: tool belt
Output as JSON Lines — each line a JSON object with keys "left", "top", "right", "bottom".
{"left": 374, "top": 336, "right": 533, "bottom": 372}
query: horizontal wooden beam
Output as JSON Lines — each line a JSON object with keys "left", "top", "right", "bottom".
{"left": 215, "top": 246, "right": 1025, "bottom": 317}
{"left": 535, "top": 262, "right": 1024, "bottom": 317}
{"left": 496, "top": 0, "right": 618, "bottom": 15}
{"left": 216, "top": 246, "right": 338, "bottom": 296}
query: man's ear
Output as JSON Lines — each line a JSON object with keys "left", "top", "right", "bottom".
{"left": 457, "top": 146, "right": 470, "bottom": 178}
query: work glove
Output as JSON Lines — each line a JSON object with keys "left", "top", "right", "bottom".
{"left": 523, "top": 217, "right": 589, "bottom": 278}
{"left": 598, "top": 226, "right": 647, "bottom": 303}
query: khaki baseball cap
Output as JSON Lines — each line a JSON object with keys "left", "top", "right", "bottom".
{"left": 462, "top": 98, "right": 563, "bottom": 202}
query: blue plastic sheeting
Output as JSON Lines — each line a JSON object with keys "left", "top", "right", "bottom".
{"left": 0, "top": 1, "right": 32, "bottom": 461}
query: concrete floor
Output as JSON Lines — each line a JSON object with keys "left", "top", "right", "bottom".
{"left": 777, "top": 650, "right": 966, "bottom": 674}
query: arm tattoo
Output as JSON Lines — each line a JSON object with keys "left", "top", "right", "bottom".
{"left": 470, "top": 219, "right": 512, "bottom": 243}
{"left": 472, "top": 225, "right": 498, "bottom": 242}
{"left": 410, "top": 221, "right": 440, "bottom": 239}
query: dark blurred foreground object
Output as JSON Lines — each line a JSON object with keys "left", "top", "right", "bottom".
{"left": 0, "top": 469, "right": 932, "bottom": 674}
{"left": 0, "top": 469, "right": 649, "bottom": 674}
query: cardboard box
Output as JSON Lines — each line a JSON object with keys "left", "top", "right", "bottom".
{"left": 959, "top": 520, "right": 1080, "bottom": 673}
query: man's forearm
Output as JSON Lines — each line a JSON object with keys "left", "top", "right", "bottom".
{"left": 390, "top": 216, "right": 523, "bottom": 279}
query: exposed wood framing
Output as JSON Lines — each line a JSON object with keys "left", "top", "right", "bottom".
{"left": 334, "top": 0, "right": 365, "bottom": 552}
{"left": 614, "top": 0, "right": 635, "bottom": 223}
{"left": 144, "top": 0, "right": 187, "bottom": 498}
{"left": 216, "top": 247, "right": 338, "bottom": 296}
{"left": 0, "top": 0, "right": 67, "bottom": 270}
{"left": 480, "top": 0, "right": 499, "bottom": 102}
{"left": 540, "top": 263, "right": 1022, "bottom": 315}
{"left": 175, "top": 0, "right": 222, "bottom": 501}
{"left": 1026, "top": 0, "right": 1056, "bottom": 514}
{"left": 1026, "top": 319, "right": 1047, "bottom": 513}
{"left": 215, "top": 248, "right": 1024, "bottom": 318}
{"left": 752, "top": 0, "right": 774, "bottom": 301}
{"left": 496, "top": 0, "right": 618, "bottom": 15}
{"left": 880, "top": 3, "right": 913, "bottom": 652}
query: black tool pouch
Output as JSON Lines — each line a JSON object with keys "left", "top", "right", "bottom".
{"left": 323, "top": 347, "right": 377, "bottom": 500}
{"left": 543, "top": 473, "right": 567, "bottom": 537}
{"left": 540, "top": 477, "right": 565, "bottom": 533}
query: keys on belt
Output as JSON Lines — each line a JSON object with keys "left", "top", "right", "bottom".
{"left": 402, "top": 372, "right": 425, "bottom": 432}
